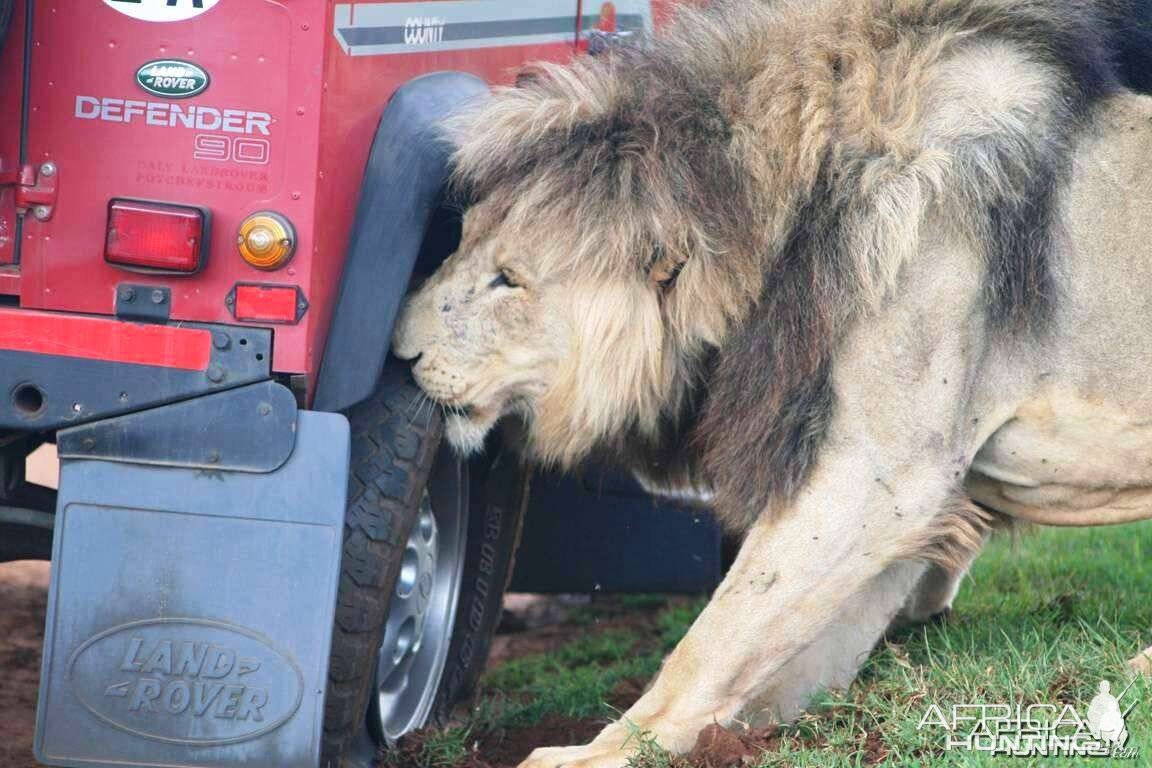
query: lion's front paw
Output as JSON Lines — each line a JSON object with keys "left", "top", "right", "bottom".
{"left": 516, "top": 720, "right": 690, "bottom": 768}
{"left": 517, "top": 742, "right": 634, "bottom": 768}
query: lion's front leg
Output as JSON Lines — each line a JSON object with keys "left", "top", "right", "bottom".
{"left": 519, "top": 447, "right": 965, "bottom": 768}
{"left": 517, "top": 248, "right": 996, "bottom": 768}
{"left": 747, "top": 559, "right": 929, "bottom": 726}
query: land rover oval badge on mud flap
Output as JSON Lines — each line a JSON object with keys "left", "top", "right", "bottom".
{"left": 67, "top": 618, "right": 305, "bottom": 745}
{"left": 135, "top": 60, "right": 210, "bottom": 99}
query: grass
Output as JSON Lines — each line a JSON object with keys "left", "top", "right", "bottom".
{"left": 394, "top": 522, "right": 1152, "bottom": 767}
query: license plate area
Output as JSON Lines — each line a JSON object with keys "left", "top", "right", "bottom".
{"left": 35, "top": 411, "right": 349, "bottom": 768}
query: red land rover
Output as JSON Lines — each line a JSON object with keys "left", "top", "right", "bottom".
{"left": 0, "top": 3, "right": 717, "bottom": 768}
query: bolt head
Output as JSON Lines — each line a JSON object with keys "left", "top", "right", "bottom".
{"left": 212, "top": 332, "right": 231, "bottom": 350}
{"left": 206, "top": 364, "right": 225, "bottom": 383}
{"left": 150, "top": 289, "right": 166, "bottom": 305}
{"left": 118, "top": 287, "right": 136, "bottom": 303}
{"left": 39, "top": 161, "right": 56, "bottom": 177}
{"left": 32, "top": 206, "right": 51, "bottom": 221}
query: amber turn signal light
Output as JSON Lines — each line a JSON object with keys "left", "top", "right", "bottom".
{"left": 236, "top": 211, "right": 296, "bottom": 270}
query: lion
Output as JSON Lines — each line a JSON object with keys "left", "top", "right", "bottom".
{"left": 392, "top": 1, "right": 1152, "bottom": 765}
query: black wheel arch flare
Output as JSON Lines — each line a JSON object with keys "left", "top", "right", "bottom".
{"left": 314, "top": 71, "right": 489, "bottom": 412}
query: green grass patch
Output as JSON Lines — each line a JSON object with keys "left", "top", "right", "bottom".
{"left": 399, "top": 523, "right": 1152, "bottom": 767}
{"left": 755, "top": 524, "right": 1152, "bottom": 767}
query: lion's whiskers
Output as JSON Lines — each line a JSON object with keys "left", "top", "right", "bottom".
{"left": 407, "top": 392, "right": 430, "bottom": 428}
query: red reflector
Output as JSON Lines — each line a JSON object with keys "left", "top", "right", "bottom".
{"left": 232, "top": 284, "right": 304, "bottom": 324}
{"left": 105, "top": 199, "right": 207, "bottom": 274}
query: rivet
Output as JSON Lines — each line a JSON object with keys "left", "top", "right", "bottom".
{"left": 32, "top": 206, "right": 51, "bottom": 221}
{"left": 118, "top": 286, "right": 136, "bottom": 303}
{"left": 39, "top": 161, "right": 56, "bottom": 177}
{"left": 258, "top": 403, "right": 272, "bottom": 416}
{"left": 213, "top": 332, "right": 231, "bottom": 350}
{"left": 151, "top": 289, "right": 166, "bottom": 305}
{"left": 206, "top": 364, "right": 225, "bottom": 383}
{"left": 81, "top": 437, "right": 96, "bottom": 450}
{"left": 207, "top": 450, "right": 221, "bottom": 464}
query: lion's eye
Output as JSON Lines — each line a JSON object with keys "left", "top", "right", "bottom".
{"left": 489, "top": 269, "right": 519, "bottom": 289}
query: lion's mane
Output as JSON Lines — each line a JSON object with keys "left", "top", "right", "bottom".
{"left": 446, "top": 0, "right": 1152, "bottom": 529}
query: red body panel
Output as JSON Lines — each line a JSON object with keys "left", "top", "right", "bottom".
{"left": 2, "top": 0, "right": 669, "bottom": 390}
{"left": 21, "top": 2, "right": 331, "bottom": 378}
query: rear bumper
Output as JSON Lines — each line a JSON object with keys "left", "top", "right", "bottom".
{"left": 0, "top": 307, "right": 272, "bottom": 430}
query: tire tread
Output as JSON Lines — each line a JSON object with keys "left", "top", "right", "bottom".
{"left": 321, "top": 365, "right": 443, "bottom": 767}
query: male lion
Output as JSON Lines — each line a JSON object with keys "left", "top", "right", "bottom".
{"left": 393, "top": 0, "right": 1152, "bottom": 765}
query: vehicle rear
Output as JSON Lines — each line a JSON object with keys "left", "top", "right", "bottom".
{"left": 0, "top": 2, "right": 711, "bottom": 767}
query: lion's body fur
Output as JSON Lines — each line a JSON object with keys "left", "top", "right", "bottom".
{"left": 394, "top": 3, "right": 1152, "bottom": 763}
{"left": 442, "top": 0, "right": 1152, "bottom": 530}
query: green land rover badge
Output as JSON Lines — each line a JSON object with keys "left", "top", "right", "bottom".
{"left": 135, "top": 60, "right": 209, "bottom": 99}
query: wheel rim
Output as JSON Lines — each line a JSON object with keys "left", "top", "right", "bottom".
{"left": 373, "top": 443, "right": 467, "bottom": 743}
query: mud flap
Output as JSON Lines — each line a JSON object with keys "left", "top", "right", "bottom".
{"left": 34, "top": 410, "right": 350, "bottom": 768}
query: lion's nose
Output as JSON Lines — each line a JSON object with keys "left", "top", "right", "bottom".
{"left": 394, "top": 345, "right": 422, "bottom": 363}
{"left": 391, "top": 291, "right": 432, "bottom": 361}
{"left": 391, "top": 312, "right": 421, "bottom": 360}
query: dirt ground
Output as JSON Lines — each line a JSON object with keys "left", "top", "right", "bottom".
{"left": 1, "top": 448, "right": 55, "bottom": 768}
{"left": 0, "top": 560, "right": 49, "bottom": 768}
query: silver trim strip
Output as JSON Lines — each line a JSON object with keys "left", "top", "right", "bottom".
{"left": 334, "top": 1, "right": 580, "bottom": 56}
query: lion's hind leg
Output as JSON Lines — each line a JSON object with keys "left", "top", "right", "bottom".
{"left": 897, "top": 527, "right": 990, "bottom": 626}
{"left": 1129, "top": 647, "right": 1152, "bottom": 676}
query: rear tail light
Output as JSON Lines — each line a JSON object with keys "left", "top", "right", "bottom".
{"left": 105, "top": 199, "right": 208, "bottom": 274}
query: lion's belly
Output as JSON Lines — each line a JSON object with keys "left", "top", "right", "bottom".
{"left": 965, "top": 393, "right": 1152, "bottom": 526}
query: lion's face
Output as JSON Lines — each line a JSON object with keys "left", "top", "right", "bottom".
{"left": 393, "top": 220, "right": 568, "bottom": 453}
{"left": 393, "top": 210, "right": 682, "bottom": 462}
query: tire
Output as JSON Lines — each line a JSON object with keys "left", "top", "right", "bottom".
{"left": 0, "top": 0, "right": 12, "bottom": 62}
{"left": 366, "top": 439, "right": 528, "bottom": 742}
{"left": 321, "top": 362, "right": 527, "bottom": 767}
{"left": 321, "top": 362, "right": 445, "bottom": 767}
{"left": 0, "top": 0, "right": 12, "bottom": 51}
{"left": 426, "top": 443, "right": 528, "bottom": 726}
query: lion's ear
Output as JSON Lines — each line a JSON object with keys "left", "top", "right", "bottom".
{"left": 514, "top": 64, "right": 548, "bottom": 88}
{"left": 648, "top": 245, "right": 688, "bottom": 289}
